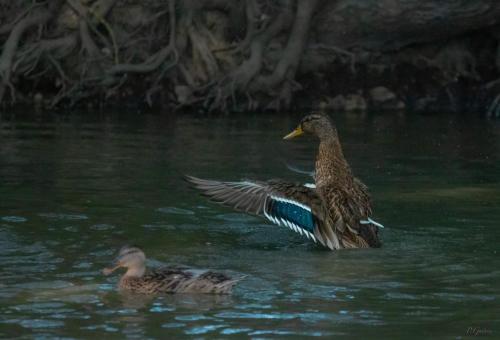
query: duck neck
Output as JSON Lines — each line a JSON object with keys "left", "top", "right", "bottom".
{"left": 124, "top": 265, "right": 146, "bottom": 278}
{"left": 315, "top": 131, "right": 352, "bottom": 188}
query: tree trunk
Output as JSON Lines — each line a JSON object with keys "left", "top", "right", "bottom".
{"left": 315, "top": 0, "right": 500, "bottom": 50}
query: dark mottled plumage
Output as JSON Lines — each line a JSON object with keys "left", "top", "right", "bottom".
{"left": 186, "top": 113, "right": 384, "bottom": 250}
{"left": 103, "top": 246, "right": 244, "bottom": 294}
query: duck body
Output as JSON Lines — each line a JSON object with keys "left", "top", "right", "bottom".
{"left": 312, "top": 124, "right": 381, "bottom": 248}
{"left": 119, "top": 267, "right": 241, "bottom": 294}
{"left": 187, "top": 113, "right": 383, "bottom": 250}
{"left": 103, "top": 246, "right": 243, "bottom": 294}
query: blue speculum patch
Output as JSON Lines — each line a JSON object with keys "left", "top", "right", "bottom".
{"left": 268, "top": 199, "right": 315, "bottom": 233}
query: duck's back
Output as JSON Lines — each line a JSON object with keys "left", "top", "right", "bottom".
{"left": 119, "top": 267, "right": 240, "bottom": 294}
{"left": 177, "top": 271, "right": 240, "bottom": 294}
{"left": 319, "top": 177, "right": 381, "bottom": 248}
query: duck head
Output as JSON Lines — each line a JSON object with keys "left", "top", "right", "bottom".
{"left": 283, "top": 113, "right": 335, "bottom": 140}
{"left": 103, "top": 246, "right": 146, "bottom": 278}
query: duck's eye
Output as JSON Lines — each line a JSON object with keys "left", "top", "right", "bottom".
{"left": 302, "top": 116, "right": 318, "bottom": 125}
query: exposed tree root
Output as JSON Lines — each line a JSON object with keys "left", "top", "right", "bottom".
{"left": 0, "top": 3, "right": 61, "bottom": 103}
{"left": 487, "top": 92, "right": 500, "bottom": 118}
{"left": 253, "top": 0, "right": 319, "bottom": 110}
{"left": 108, "top": 0, "right": 177, "bottom": 75}
{"left": 202, "top": 0, "right": 294, "bottom": 111}
{"left": 1, "top": 0, "right": 500, "bottom": 113}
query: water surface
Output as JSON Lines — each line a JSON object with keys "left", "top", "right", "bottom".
{"left": 0, "top": 111, "right": 499, "bottom": 338}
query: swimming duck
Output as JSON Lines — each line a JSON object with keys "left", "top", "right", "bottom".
{"left": 186, "top": 113, "right": 384, "bottom": 250}
{"left": 103, "top": 246, "right": 244, "bottom": 294}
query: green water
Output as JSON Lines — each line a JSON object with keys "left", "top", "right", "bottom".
{"left": 0, "top": 111, "right": 499, "bottom": 339}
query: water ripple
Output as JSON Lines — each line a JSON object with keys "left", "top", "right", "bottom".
{"left": 185, "top": 324, "right": 226, "bottom": 335}
{"left": 175, "top": 314, "right": 213, "bottom": 322}
{"left": 38, "top": 213, "right": 89, "bottom": 221}
{"left": 161, "top": 322, "right": 186, "bottom": 329}
{"left": 5, "top": 319, "right": 66, "bottom": 329}
{"left": 156, "top": 207, "right": 195, "bottom": 215}
{"left": 90, "top": 224, "right": 115, "bottom": 231}
{"left": 1, "top": 216, "right": 27, "bottom": 223}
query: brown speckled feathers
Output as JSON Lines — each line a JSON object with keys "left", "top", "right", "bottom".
{"left": 120, "top": 268, "right": 241, "bottom": 294}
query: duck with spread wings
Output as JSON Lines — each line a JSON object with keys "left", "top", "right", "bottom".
{"left": 186, "top": 113, "right": 384, "bottom": 250}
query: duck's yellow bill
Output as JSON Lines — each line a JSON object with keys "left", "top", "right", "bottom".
{"left": 283, "top": 126, "right": 304, "bottom": 140}
{"left": 102, "top": 264, "right": 120, "bottom": 276}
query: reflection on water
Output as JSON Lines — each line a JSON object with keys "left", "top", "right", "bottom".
{"left": 0, "top": 111, "right": 499, "bottom": 338}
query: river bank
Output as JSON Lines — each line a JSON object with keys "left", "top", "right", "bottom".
{"left": 1, "top": 1, "right": 500, "bottom": 116}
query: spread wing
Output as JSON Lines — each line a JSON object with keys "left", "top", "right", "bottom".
{"left": 185, "top": 176, "right": 339, "bottom": 249}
